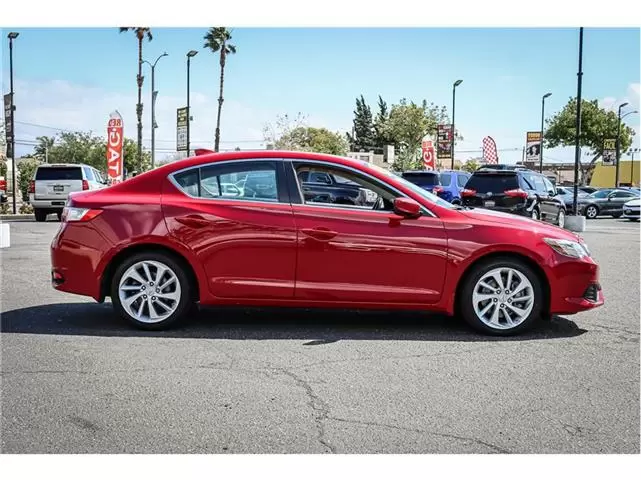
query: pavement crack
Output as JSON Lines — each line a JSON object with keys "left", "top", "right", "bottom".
{"left": 270, "top": 366, "right": 336, "bottom": 454}
{"left": 327, "top": 416, "right": 510, "bottom": 454}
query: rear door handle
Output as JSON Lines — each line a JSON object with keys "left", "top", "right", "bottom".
{"left": 175, "top": 214, "right": 210, "bottom": 229}
{"left": 301, "top": 227, "right": 337, "bottom": 241}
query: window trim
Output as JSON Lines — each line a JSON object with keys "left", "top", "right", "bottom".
{"left": 168, "top": 158, "right": 290, "bottom": 205}
{"left": 286, "top": 159, "right": 437, "bottom": 217}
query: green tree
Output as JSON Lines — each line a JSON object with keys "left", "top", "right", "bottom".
{"left": 18, "top": 158, "right": 41, "bottom": 203}
{"left": 545, "top": 97, "right": 636, "bottom": 181}
{"left": 349, "top": 95, "right": 375, "bottom": 152}
{"left": 462, "top": 159, "right": 481, "bottom": 173}
{"left": 204, "top": 27, "right": 237, "bottom": 152}
{"left": 34, "top": 136, "right": 55, "bottom": 161}
{"left": 263, "top": 113, "right": 308, "bottom": 149}
{"left": 373, "top": 95, "right": 390, "bottom": 149}
{"left": 119, "top": 27, "right": 153, "bottom": 170}
{"left": 273, "top": 126, "right": 348, "bottom": 156}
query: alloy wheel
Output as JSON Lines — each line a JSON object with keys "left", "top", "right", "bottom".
{"left": 586, "top": 206, "right": 598, "bottom": 219}
{"left": 118, "top": 260, "right": 182, "bottom": 324}
{"left": 472, "top": 267, "right": 535, "bottom": 330}
{"left": 557, "top": 210, "right": 565, "bottom": 228}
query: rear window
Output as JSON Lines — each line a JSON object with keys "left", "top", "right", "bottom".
{"left": 401, "top": 172, "right": 440, "bottom": 186}
{"left": 35, "top": 166, "right": 83, "bottom": 181}
{"left": 439, "top": 173, "right": 452, "bottom": 186}
{"left": 466, "top": 172, "right": 519, "bottom": 192}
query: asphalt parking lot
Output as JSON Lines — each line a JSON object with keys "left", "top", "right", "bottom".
{"left": 1, "top": 218, "right": 639, "bottom": 454}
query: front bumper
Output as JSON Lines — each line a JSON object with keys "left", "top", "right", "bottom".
{"left": 622, "top": 206, "right": 640, "bottom": 219}
{"left": 549, "top": 258, "right": 604, "bottom": 315}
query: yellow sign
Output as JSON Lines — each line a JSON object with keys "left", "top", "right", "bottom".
{"left": 603, "top": 139, "right": 616, "bottom": 150}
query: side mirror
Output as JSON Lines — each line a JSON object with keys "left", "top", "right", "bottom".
{"left": 393, "top": 197, "right": 422, "bottom": 218}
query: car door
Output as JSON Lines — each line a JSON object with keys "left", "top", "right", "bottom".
{"left": 286, "top": 160, "right": 448, "bottom": 305}
{"left": 542, "top": 176, "right": 562, "bottom": 222}
{"left": 609, "top": 190, "right": 637, "bottom": 213}
{"left": 162, "top": 158, "right": 298, "bottom": 300}
{"left": 531, "top": 174, "right": 554, "bottom": 222}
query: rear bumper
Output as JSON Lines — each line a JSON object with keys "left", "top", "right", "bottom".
{"left": 30, "top": 197, "right": 68, "bottom": 210}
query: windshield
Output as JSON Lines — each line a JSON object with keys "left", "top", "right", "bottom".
{"left": 365, "top": 163, "right": 456, "bottom": 209}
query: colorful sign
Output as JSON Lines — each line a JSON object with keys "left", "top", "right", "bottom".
{"left": 3, "top": 94, "right": 13, "bottom": 159}
{"left": 482, "top": 136, "right": 499, "bottom": 164}
{"left": 422, "top": 139, "right": 436, "bottom": 170}
{"left": 526, "top": 131, "right": 542, "bottom": 162}
{"left": 106, "top": 111, "right": 124, "bottom": 184}
{"left": 176, "top": 107, "right": 188, "bottom": 152}
{"left": 437, "top": 124, "right": 453, "bottom": 160}
{"left": 602, "top": 138, "right": 616, "bottom": 166}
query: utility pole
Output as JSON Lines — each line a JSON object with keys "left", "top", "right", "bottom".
{"left": 8, "top": 32, "right": 19, "bottom": 214}
{"left": 186, "top": 50, "right": 198, "bottom": 157}
{"left": 572, "top": 27, "right": 583, "bottom": 217}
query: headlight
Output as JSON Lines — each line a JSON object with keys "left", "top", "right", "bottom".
{"left": 544, "top": 238, "right": 590, "bottom": 258}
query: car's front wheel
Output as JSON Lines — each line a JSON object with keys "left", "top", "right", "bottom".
{"left": 585, "top": 205, "right": 599, "bottom": 219}
{"left": 458, "top": 257, "right": 544, "bottom": 336}
{"left": 111, "top": 252, "right": 193, "bottom": 330}
{"left": 557, "top": 209, "right": 566, "bottom": 228}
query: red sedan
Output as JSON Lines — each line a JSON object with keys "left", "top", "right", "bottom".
{"left": 50, "top": 151, "right": 603, "bottom": 335}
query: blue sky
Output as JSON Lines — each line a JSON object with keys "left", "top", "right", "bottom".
{"left": 2, "top": 27, "right": 639, "bottom": 162}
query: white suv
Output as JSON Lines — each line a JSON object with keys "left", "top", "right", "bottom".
{"left": 29, "top": 163, "right": 107, "bottom": 221}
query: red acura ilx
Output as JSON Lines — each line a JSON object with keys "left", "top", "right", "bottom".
{"left": 50, "top": 150, "right": 603, "bottom": 335}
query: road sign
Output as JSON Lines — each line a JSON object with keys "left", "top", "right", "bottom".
{"left": 176, "top": 107, "right": 188, "bottom": 152}
{"left": 437, "top": 124, "right": 453, "bottom": 160}
{"left": 526, "top": 131, "right": 542, "bottom": 162}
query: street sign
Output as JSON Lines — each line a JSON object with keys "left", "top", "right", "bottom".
{"left": 526, "top": 131, "right": 542, "bottom": 162}
{"left": 3, "top": 94, "right": 13, "bottom": 159}
{"left": 176, "top": 107, "right": 188, "bottom": 152}
{"left": 602, "top": 138, "right": 616, "bottom": 166}
{"left": 106, "top": 111, "right": 124, "bottom": 184}
{"left": 422, "top": 139, "right": 436, "bottom": 170}
{"left": 437, "top": 124, "right": 453, "bottom": 160}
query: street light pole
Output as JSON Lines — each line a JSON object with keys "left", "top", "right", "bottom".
{"left": 539, "top": 92, "right": 552, "bottom": 173}
{"left": 143, "top": 52, "right": 168, "bottom": 169}
{"left": 615, "top": 102, "right": 629, "bottom": 188}
{"left": 451, "top": 79, "right": 463, "bottom": 170}
{"left": 186, "top": 50, "right": 198, "bottom": 157}
{"left": 628, "top": 148, "right": 640, "bottom": 186}
{"left": 571, "top": 27, "right": 584, "bottom": 217}
{"left": 8, "top": 32, "right": 19, "bottom": 215}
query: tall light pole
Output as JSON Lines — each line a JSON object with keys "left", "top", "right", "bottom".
{"left": 186, "top": 50, "right": 198, "bottom": 157}
{"left": 539, "top": 92, "right": 552, "bottom": 173}
{"left": 628, "top": 147, "right": 640, "bottom": 186}
{"left": 143, "top": 52, "right": 168, "bottom": 169}
{"left": 7, "top": 32, "right": 19, "bottom": 214}
{"left": 615, "top": 102, "right": 629, "bottom": 187}
{"left": 571, "top": 27, "right": 583, "bottom": 217}
{"left": 451, "top": 79, "right": 463, "bottom": 170}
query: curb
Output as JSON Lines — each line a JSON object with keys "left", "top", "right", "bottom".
{"left": 0, "top": 214, "right": 35, "bottom": 221}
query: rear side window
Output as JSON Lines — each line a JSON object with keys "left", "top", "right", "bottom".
{"left": 439, "top": 173, "right": 452, "bottom": 186}
{"left": 83, "top": 167, "right": 95, "bottom": 182}
{"left": 466, "top": 173, "right": 519, "bottom": 192}
{"left": 401, "top": 172, "right": 440, "bottom": 187}
{"left": 456, "top": 174, "right": 469, "bottom": 188}
{"left": 35, "top": 167, "right": 83, "bottom": 181}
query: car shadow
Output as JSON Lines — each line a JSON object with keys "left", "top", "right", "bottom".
{"left": 0, "top": 302, "right": 587, "bottom": 342}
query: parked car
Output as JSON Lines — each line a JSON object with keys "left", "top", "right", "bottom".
{"left": 0, "top": 177, "right": 7, "bottom": 203}
{"left": 51, "top": 150, "right": 603, "bottom": 336}
{"left": 296, "top": 168, "right": 372, "bottom": 206}
{"left": 622, "top": 198, "right": 640, "bottom": 221}
{"left": 578, "top": 186, "right": 600, "bottom": 195}
{"left": 461, "top": 168, "right": 567, "bottom": 227}
{"left": 29, "top": 163, "right": 107, "bottom": 222}
{"left": 400, "top": 170, "right": 441, "bottom": 192}
{"left": 576, "top": 189, "right": 640, "bottom": 219}
{"left": 432, "top": 170, "right": 472, "bottom": 205}
{"left": 554, "top": 186, "right": 589, "bottom": 213}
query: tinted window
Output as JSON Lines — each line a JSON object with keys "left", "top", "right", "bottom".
{"left": 590, "top": 190, "right": 611, "bottom": 199}
{"left": 466, "top": 173, "right": 519, "bottom": 192}
{"left": 401, "top": 172, "right": 440, "bottom": 187}
{"left": 173, "top": 169, "right": 200, "bottom": 197}
{"left": 201, "top": 162, "right": 279, "bottom": 202}
{"left": 439, "top": 173, "right": 452, "bottom": 186}
{"left": 456, "top": 174, "right": 469, "bottom": 188}
{"left": 542, "top": 177, "right": 555, "bottom": 193}
{"left": 612, "top": 190, "right": 636, "bottom": 198}
{"left": 308, "top": 172, "right": 332, "bottom": 184}
{"left": 35, "top": 167, "right": 83, "bottom": 181}
{"left": 83, "top": 167, "right": 95, "bottom": 182}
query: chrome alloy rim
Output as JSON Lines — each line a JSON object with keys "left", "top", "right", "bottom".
{"left": 472, "top": 267, "right": 534, "bottom": 330}
{"left": 118, "top": 260, "right": 181, "bottom": 323}
{"left": 558, "top": 210, "right": 565, "bottom": 228}
{"left": 586, "top": 206, "right": 597, "bottom": 218}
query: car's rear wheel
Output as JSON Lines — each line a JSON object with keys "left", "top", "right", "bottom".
{"left": 458, "top": 258, "right": 544, "bottom": 336}
{"left": 585, "top": 205, "right": 599, "bottom": 219}
{"left": 111, "top": 252, "right": 193, "bottom": 330}
{"left": 34, "top": 209, "right": 47, "bottom": 222}
{"left": 530, "top": 207, "right": 540, "bottom": 220}
{"left": 557, "top": 209, "right": 566, "bottom": 228}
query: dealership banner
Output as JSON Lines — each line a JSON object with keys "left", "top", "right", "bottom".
{"left": 3, "top": 94, "right": 13, "bottom": 159}
{"left": 106, "top": 111, "right": 124, "bottom": 184}
{"left": 176, "top": 107, "right": 188, "bottom": 152}
{"left": 526, "top": 131, "right": 542, "bottom": 162}
{"left": 482, "top": 136, "right": 499, "bottom": 164}
{"left": 437, "top": 124, "right": 453, "bottom": 160}
{"left": 422, "top": 139, "right": 436, "bottom": 170}
{"left": 602, "top": 138, "right": 616, "bottom": 166}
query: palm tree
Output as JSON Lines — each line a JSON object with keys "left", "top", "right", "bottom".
{"left": 119, "top": 27, "right": 153, "bottom": 170}
{"left": 35, "top": 136, "right": 55, "bottom": 161}
{"left": 203, "top": 27, "right": 237, "bottom": 152}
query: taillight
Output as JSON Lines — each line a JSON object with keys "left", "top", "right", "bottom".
{"left": 61, "top": 207, "right": 102, "bottom": 222}
{"left": 504, "top": 188, "right": 528, "bottom": 198}
{"left": 29, "top": 180, "right": 35, "bottom": 194}
{"left": 432, "top": 186, "right": 444, "bottom": 194}
{"left": 461, "top": 188, "right": 477, "bottom": 197}
{"left": 82, "top": 180, "right": 89, "bottom": 190}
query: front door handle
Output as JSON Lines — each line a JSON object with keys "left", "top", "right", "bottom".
{"left": 175, "top": 214, "right": 210, "bottom": 229}
{"left": 301, "top": 227, "right": 337, "bottom": 241}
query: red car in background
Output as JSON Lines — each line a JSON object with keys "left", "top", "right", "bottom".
{"left": 50, "top": 150, "right": 603, "bottom": 335}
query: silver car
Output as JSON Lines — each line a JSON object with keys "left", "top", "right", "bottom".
{"left": 29, "top": 163, "right": 107, "bottom": 222}
{"left": 622, "top": 198, "right": 640, "bottom": 221}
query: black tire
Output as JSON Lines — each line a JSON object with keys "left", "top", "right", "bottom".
{"left": 458, "top": 257, "right": 545, "bottom": 336}
{"left": 584, "top": 204, "right": 599, "bottom": 219}
{"left": 612, "top": 213, "right": 622, "bottom": 219}
{"left": 451, "top": 198, "right": 461, "bottom": 206}
{"left": 34, "top": 209, "right": 47, "bottom": 222}
{"left": 56, "top": 211, "right": 62, "bottom": 221}
{"left": 110, "top": 251, "right": 193, "bottom": 330}
{"left": 530, "top": 207, "right": 540, "bottom": 220}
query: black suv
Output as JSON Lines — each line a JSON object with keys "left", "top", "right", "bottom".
{"left": 461, "top": 168, "right": 566, "bottom": 227}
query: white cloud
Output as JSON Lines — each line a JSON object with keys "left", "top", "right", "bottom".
{"left": 599, "top": 82, "right": 640, "bottom": 113}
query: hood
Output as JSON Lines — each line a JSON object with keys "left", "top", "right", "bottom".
{"left": 624, "top": 198, "right": 641, "bottom": 207}
{"left": 459, "top": 207, "right": 580, "bottom": 241}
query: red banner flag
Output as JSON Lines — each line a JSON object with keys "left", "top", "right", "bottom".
{"left": 422, "top": 139, "right": 436, "bottom": 170}
{"left": 106, "top": 111, "right": 124, "bottom": 184}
